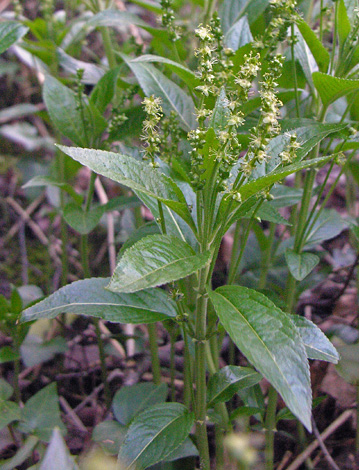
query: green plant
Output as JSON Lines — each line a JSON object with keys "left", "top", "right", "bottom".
{"left": 3, "top": 0, "right": 359, "bottom": 468}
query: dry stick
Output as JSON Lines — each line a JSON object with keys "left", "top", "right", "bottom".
{"left": 287, "top": 409, "right": 355, "bottom": 470}
{"left": 59, "top": 396, "right": 88, "bottom": 433}
{"left": 311, "top": 417, "right": 340, "bottom": 470}
{"left": 94, "top": 178, "right": 136, "bottom": 357}
{"left": 3, "top": 195, "right": 46, "bottom": 245}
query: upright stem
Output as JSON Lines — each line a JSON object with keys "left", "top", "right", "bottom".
{"left": 194, "top": 264, "right": 211, "bottom": 470}
{"left": 148, "top": 323, "right": 162, "bottom": 385}
{"left": 100, "top": 27, "right": 117, "bottom": 69}
{"left": 264, "top": 386, "right": 278, "bottom": 470}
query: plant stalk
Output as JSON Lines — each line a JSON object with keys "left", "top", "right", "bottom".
{"left": 148, "top": 323, "right": 162, "bottom": 385}
{"left": 264, "top": 386, "right": 278, "bottom": 470}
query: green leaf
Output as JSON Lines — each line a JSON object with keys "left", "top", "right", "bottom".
{"left": 57, "top": 146, "right": 195, "bottom": 231}
{"left": 338, "top": 0, "right": 351, "bottom": 48}
{"left": 92, "top": 421, "right": 126, "bottom": 455}
{"left": 0, "top": 401, "right": 21, "bottom": 430}
{"left": 43, "top": 76, "right": 106, "bottom": 147}
{"left": 312, "top": 72, "right": 359, "bottom": 107}
{"left": 19, "top": 383, "right": 66, "bottom": 442}
{"left": 291, "top": 316, "right": 339, "bottom": 363}
{"left": 251, "top": 121, "right": 347, "bottom": 179}
{"left": 0, "top": 379, "right": 13, "bottom": 401}
{"left": 163, "top": 437, "right": 199, "bottom": 462}
{"left": 20, "top": 336, "right": 68, "bottom": 368}
{"left": 87, "top": 9, "right": 148, "bottom": 29}
{"left": 112, "top": 383, "right": 168, "bottom": 425}
{"left": 225, "top": 16, "right": 253, "bottom": 51}
{"left": 0, "top": 436, "right": 39, "bottom": 470}
{"left": 0, "top": 21, "right": 29, "bottom": 55}
{"left": 209, "top": 286, "right": 312, "bottom": 431}
{"left": 293, "top": 24, "right": 316, "bottom": 90}
{"left": 269, "top": 186, "right": 303, "bottom": 208}
{"left": 209, "top": 88, "right": 231, "bottom": 131}
{"left": 219, "top": 0, "right": 270, "bottom": 31}
{"left": 40, "top": 428, "right": 79, "bottom": 470}
{"left": 295, "top": 17, "right": 329, "bottom": 73}
{"left": 63, "top": 202, "right": 104, "bottom": 235}
{"left": 240, "top": 155, "right": 332, "bottom": 201}
{"left": 23, "top": 175, "right": 83, "bottom": 205}
{"left": 0, "top": 346, "right": 20, "bottom": 364}
{"left": 305, "top": 209, "right": 346, "bottom": 246}
{"left": 336, "top": 343, "right": 359, "bottom": 385}
{"left": 108, "top": 235, "right": 210, "bottom": 293}
{"left": 21, "top": 278, "right": 177, "bottom": 324}
{"left": 121, "top": 56, "right": 196, "bottom": 130}
{"left": 57, "top": 48, "right": 105, "bottom": 85}
{"left": 90, "top": 67, "right": 120, "bottom": 114}
{"left": 207, "top": 366, "right": 262, "bottom": 407}
{"left": 129, "top": 55, "right": 199, "bottom": 89}
{"left": 118, "top": 403, "right": 194, "bottom": 470}
{"left": 246, "top": 202, "right": 291, "bottom": 225}
{"left": 285, "top": 249, "right": 319, "bottom": 281}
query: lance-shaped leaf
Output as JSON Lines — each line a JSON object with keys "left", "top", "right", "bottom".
{"left": 40, "top": 428, "right": 79, "bottom": 470}
{"left": 108, "top": 235, "right": 210, "bottom": 293}
{"left": 21, "top": 278, "right": 177, "bottom": 324}
{"left": 57, "top": 146, "right": 195, "bottom": 231}
{"left": 118, "top": 403, "right": 194, "bottom": 470}
{"left": 209, "top": 286, "right": 312, "bottom": 431}
{"left": 207, "top": 366, "right": 262, "bottom": 407}
{"left": 295, "top": 17, "right": 329, "bottom": 73}
{"left": 291, "top": 315, "right": 339, "bottom": 363}
{"left": 121, "top": 56, "right": 196, "bottom": 130}
{"left": 0, "top": 21, "right": 28, "bottom": 55}
{"left": 239, "top": 155, "right": 332, "bottom": 201}
{"left": 313, "top": 72, "right": 359, "bottom": 107}
{"left": 130, "top": 54, "right": 199, "bottom": 89}
{"left": 285, "top": 249, "right": 320, "bottom": 281}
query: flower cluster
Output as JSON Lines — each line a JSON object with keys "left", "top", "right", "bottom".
{"left": 160, "top": 0, "right": 181, "bottom": 42}
{"left": 279, "top": 133, "right": 301, "bottom": 164}
{"left": 253, "top": 0, "right": 297, "bottom": 54}
{"left": 160, "top": 111, "right": 183, "bottom": 163}
{"left": 141, "top": 96, "right": 163, "bottom": 167}
{"left": 241, "top": 54, "right": 284, "bottom": 175}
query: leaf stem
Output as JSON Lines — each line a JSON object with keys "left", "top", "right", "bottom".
{"left": 264, "top": 386, "right": 278, "bottom": 470}
{"left": 148, "top": 323, "right": 162, "bottom": 385}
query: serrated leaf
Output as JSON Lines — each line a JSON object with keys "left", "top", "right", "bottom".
{"left": 240, "top": 155, "right": 332, "bottom": 201}
{"left": 108, "top": 235, "right": 210, "bottom": 293}
{"left": 63, "top": 202, "right": 104, "bottom": 235}
{"left": 92, "top": 421, "right": 126, "bottom": 455}
{"left": 293, "top": 24, "right": 317, "bottom": 89}
{"left": 0, "top": 401, "right": 21, "bottom": 430}
{"left": 87, "top": 9, "right": 148, "bottom": 28}
{"left": 295, "top": 17, "right": 329, "bottom": 73}
{"left": 40, "top": 428, "right": 79, "bottom": 470}
{"left": 225, "top": 16, "right": 253, "bottom": 51}
{"left": 291, "top": 316, "right": 339, "bottom": 363}
{"left": 305, "top": 209, "right": 346, "bottom": 246}
{"left": 313, "top": 72, "right": 359, "bottom": 107}
{"left": 19, "top": 383, "right": 66, "bottom": 442}
{"left": 23, "top": 175, "right": 83, "bottom": 205}
{"left": 209, "top": 285, "right": 312, "bottom": 431}
{"left": 285, "top": 249, "right": 319, "bottom": 281}
{"left": 121, "top": 56, "right": 196, "bottom": 130}
{"left": 21, "top": 278, "right": 177, "bottom": 324}
{"left": 113, "top": 383, "right": 168, "bottom": 425}
{"left": 20, "top": 336, "right": 68, "bottom": 368}
{"left": 207, "top": 366, "right": 262, "bottom": 407}
{"left": 246, "top": 202, "right": 291, "bottom": 225}
{"left": 130, "top": 55, "right": 199, "bottom": 89}
{"left": 0, "top": 21, "right": 29, "bottom": 55}
{"left": 338, "top": 0, "right": 351, "bottom": 48}
{"left": 118, "top": 403, "right": 194, "bottom": 470}
{"left": 57, "top": 146, "right": 195, "bottom": 231}
{"left": 164, "top": 437, "right": 199, "bottom": 462}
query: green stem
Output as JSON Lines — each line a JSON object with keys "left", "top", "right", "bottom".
{"left": 182, "top": 325, "right": 195, "bottom": 410}
{"left": 291, "top": 24, "right": 300, "bottom": 118}
{"left": 13, "top": 328, "right": 21, "bottom": 404}
{"left": 100, "top": 27, "right": 117, "bottom": 69}
{"left": 194, "top": 264, "right": 211, "bottom": 470}
{"left": 95, "top": 318, "right": 111, "bottom": 408}
{"left": 259, "top": 223, "right": 276, "bottom": 290}
{"left": 170, "top": 328, "right": 176, "bottom": 401}
{"left": 264, "top": 386, "right": 278, "bottom": 470}
{"left": 148, "top": 323, "right": 162, "bottom": 385}
{"left": 56, "top": 150, "right": 69, "bottom": 286}
{"left": 329, "top": 1, "right": 338, "bottom": 75}
{"left": 319, "top": 0, "right": 324, "bottom": 43}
